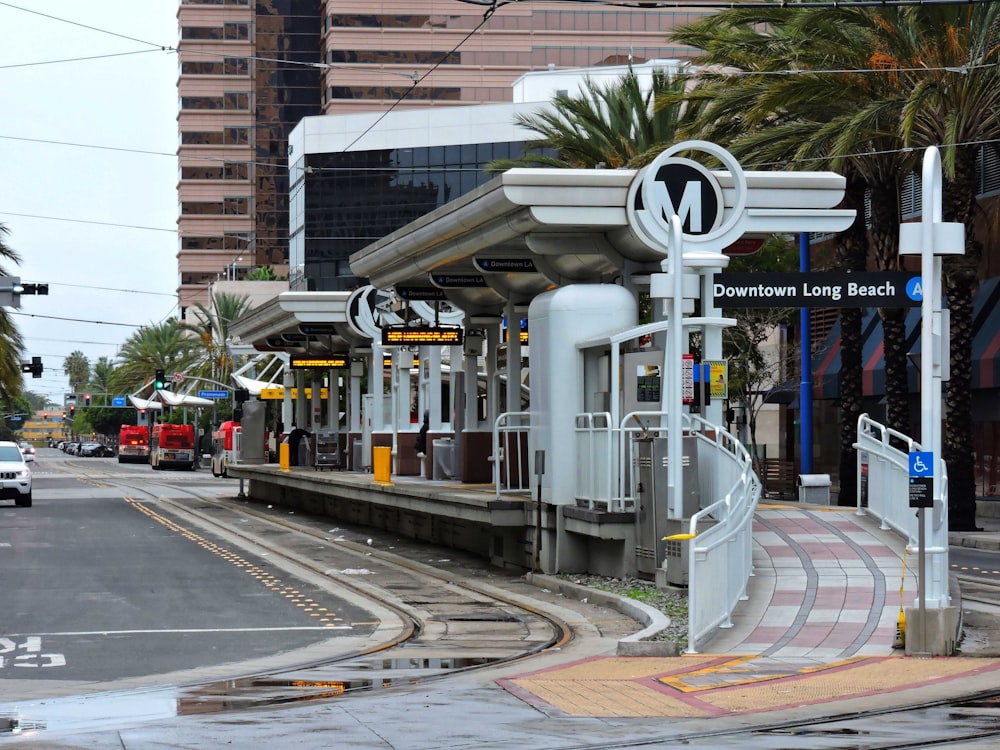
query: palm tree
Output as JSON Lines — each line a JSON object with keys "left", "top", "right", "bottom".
{"left": 89, "top": 356, "right": 115, "bottom": 395}
{"left": 63, "top": 351, "right": 90, "bottom": 394}
{"left": 670, "top": 4, "right": 999, "bottom": 527}
{"left": 669, "top": 6, "right": 981, "bottom": 501}
{"left": 897, "top": 4, "right": 1000, "bottom": 529}
{"left": 0, "top": 223, "right": 25, "bottom": 404}
{"left": 487, "top": 67, "right": 689, "bottom": 172}
{"left": 180, "top": 292, "right": 252, "bottom": 387}
{"left": 108, "top": 319, "right": 200, "bottom": 397}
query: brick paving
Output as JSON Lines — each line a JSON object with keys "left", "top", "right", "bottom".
{"left": 499, "top": 503, "right": 1000, "bottom": 718}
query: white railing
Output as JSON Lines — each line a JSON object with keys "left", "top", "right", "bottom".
{"left": 855, "top": 413, "right": 951, "bottom": 608}
{"left": 574, "top": 412, "right": 617, "bottom": 510}
{"left": 616, "top": 410, "right": 760, "bottom": 651}
{"left": 855, "top": 414, "right": 919, "bottom": 537}
{"left": 491, "top": 408, "right": 761, "bottom": 646}
{"left": 683, "top": 415, "right": 761, "bottom": 653}
{"left": 493, "top": 411, "right": 531, "bottom": 497}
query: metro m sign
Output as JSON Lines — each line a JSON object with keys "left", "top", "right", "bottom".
{"left": 647, "top": 158, "right": 723, "bottom": 236}
{"left": 626, "top": 140, "right": 856, "bottom": 257}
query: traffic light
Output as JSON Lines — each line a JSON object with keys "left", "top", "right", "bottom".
{"left": 68, "top": 403, "right": 75, "bottom": 417}
{"left": 154, "top": 369, "right": 166, "bottom": 389}
{"left": 19, "top": 356, "right": 43, "bottom": 378}
{"left": 42, "top": 411, "right": 47, "bottom": 420}
{"left": 84, "top": 394, "right": 91, "bottom": 407}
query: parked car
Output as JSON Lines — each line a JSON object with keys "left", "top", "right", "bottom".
{"left": 18, "top": 441, "right": 35, "bottom": 462}
{"left": 79, "top": 442, "right": 114, "bottom": 458}
{"left": 0, "top": 440, "right": 32, "bottom": 507}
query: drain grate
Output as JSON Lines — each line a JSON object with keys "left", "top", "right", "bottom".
{"left": 437, "top": 613, "right": 524, "bottom": 623}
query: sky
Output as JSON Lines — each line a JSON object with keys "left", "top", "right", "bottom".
{"left": 0, "top": 1, "right": 179, "bottom": 408}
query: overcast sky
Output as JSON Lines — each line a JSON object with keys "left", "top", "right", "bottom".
{"left": 0, "top": 1, "right": 178, "bottom": 407}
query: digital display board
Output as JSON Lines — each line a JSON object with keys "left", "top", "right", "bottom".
{"left": 381, "top": 326, "right": 463, "bottom": 346}
{"left": 289, "top": 356, "right": 348, "bottom": 369}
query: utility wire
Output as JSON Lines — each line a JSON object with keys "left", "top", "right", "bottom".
{"left": 0, "top": 211, "right": 174, "bottom": 234}
{"left": 0, "top": 48, "right": 165, "bottom": 69}
{"left": 9, "top": 311, "right": 145, "bottom": 329}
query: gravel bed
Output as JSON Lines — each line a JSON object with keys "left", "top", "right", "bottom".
{"left": 558, "top": 574, "right": 689, "bottom": 649}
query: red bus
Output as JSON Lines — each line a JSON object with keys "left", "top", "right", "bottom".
{"left": 118, "top": 425, "right": 150, "bottom": 464}
{"left": 150, "top": 423, "right": 196, "bottom": 471}
{"left": 211, "top": 420, "right": 240, "bottom": 478}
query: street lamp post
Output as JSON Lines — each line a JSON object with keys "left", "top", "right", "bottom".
{"left": 227, "top": 256, "right": 244, "bottom": 281}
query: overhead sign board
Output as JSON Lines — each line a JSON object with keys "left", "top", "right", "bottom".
{"left": 112, "top": 396, "right": 127, "bottom": 408}
{"left": 299, "top": 324, "right": 338, "bottom": 335}
{"left": 289, "top": 355, "right": 348, "bottom": 369}
{"left": 474, "top": 258, "right": 537, "bottom": 273}
{"left": 713, "top": 271, "right": 922, "bottom": 308}
{"left": 259, "top": 387, "right": 329, "bottom": 400}
{"left": 430, "top": 274, "right": 486, "bottom": 288}
{"left": 198, "top": 390, "right": 229, "bottom": 399}
{"left": 395, "top": 286, "right": 448, "bottom": 301}
{"left": 381, "top": 325, "right": 463, "bottom": 346}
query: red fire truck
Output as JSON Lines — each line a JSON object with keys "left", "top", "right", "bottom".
{"left": 118, "top": 424, "right": 150, "bottom": 464}
{"left": 150, "top": 423, "right": 196, "bottom": 471}
{"left": 211, "top": 420, "right": 240, "bottom": 478}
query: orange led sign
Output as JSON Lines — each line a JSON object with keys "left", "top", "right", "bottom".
{"left": 381, "top": 326, "right": 463, "bottom": 346}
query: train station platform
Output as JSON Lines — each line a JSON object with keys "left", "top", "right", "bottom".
{"left": 223, "top": 464, "right": 1000, "bottom": 721}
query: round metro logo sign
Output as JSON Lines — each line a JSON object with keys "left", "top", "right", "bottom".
{"left": 647, "top": 158, "right": 723, "bottom": 236}
{"left": 627, "top": 140, "right": 750, "bottom": 256}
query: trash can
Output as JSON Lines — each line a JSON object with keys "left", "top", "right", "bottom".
{"left": 432, "top": 438, "right": 455, "bottom": 480}
{"left": 798, "top": 474, "right": 831, "bottom": 505}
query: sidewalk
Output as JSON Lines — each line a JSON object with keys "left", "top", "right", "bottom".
{"left": 496, "top": 501, "right": 1000, "bottom": 720}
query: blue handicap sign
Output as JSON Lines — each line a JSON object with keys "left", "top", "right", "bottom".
{"left": 112, "top": 396, "right": 126, "bottom": 407}
{"left": 909, "top": 451, "right": 934, "bottom": 478}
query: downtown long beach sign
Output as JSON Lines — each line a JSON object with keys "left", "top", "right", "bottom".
{"left": 713, "top": 271, "right": 922, "bottom": 308}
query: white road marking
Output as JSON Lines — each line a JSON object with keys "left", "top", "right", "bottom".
{"left": 3, "top": 626, "right": 352, "bottom": 637}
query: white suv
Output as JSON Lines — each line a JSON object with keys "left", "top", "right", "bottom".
{"left": 0, "top": 440, "right": 32, "bottom": 507}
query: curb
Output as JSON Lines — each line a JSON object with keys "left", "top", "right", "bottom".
{"left": 525, "top": 573, "right": 680, "bottom": 657}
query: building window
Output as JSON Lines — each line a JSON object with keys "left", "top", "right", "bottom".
{"left": 223, "top": 161, "right": 249, "bottom": 180}
{"left": 224, "top": 92, "right": 250, "bottom": 110}
{"left": 180, "top": 26, "right": 222, "bottom": 41}
{"left": 224, "top": 22, "right": 249, "bottom": 41}
{"left": 223, "top": 57, "right": 249, "bottom": 76}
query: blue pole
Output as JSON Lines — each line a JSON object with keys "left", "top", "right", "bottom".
{"left": 799, "top": 232, "right": 813, "bottom": 474}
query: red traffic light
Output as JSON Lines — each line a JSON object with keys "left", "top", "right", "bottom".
{"left": 84, "top": 393, "right": 91, "bottom": 406}
{"left": 42, "top": 411, "right": 47, "bottom": 419}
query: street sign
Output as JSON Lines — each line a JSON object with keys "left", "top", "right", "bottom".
{"left": 909, "top": 451, "right": 934, "bottom": 508}
{"left": 198, "top": 390, "right": 229, "bottom": 399}
{"left": 713, "top": 271, "right": 922, "bottom": 308}
{"left": 172, "top": 372, "right": 185, "bottom": 384}
{"left": 681, "top": 353, "right": 694, "bottom": 403}
{"left": 112, "top": 396, "right": 126, "bottom": 407}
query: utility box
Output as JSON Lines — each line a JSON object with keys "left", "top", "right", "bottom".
{"left": 798, "top": 473, "right": 832, "bottom": 505}
{"left": 634, "top": 434, "right": 700, "bottom": 577}
{"left": 432, "top": 438, "right": 455, "bottom": 480}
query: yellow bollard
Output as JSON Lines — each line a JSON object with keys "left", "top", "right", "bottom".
{"left": 279, "top": 442, "right": 290, "bottom": 471}
{"left": 373, "top": 446, "right": 393, "bottom": 486}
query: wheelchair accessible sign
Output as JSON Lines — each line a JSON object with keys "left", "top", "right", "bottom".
{"left": 909, "top": 451, "right": 934, "bottom": 508}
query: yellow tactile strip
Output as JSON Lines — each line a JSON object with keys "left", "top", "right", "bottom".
{"left": 498, "top": 655, "right": 1000, "bottom": 718}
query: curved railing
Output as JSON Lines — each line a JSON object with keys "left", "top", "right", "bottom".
{"left": 854, "top": 413, "right": 951, "bottom": 609}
